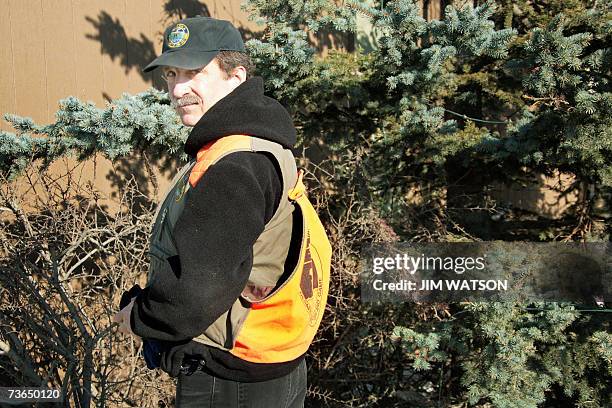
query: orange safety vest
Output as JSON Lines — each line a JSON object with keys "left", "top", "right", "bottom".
{"left": 148, "top": 135, "right": 331, "bottom": 364}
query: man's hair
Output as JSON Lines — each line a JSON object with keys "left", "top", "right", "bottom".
{"left": 215, "top": 51, "right": 255, "bottom": 80}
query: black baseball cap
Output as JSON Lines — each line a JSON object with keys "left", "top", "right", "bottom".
{"left": 143, "top": 16, "right": 245, "bottom": 72}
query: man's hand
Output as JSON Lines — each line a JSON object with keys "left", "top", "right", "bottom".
{"left": 113, "top": 297, "right": 136, "bottom": 336}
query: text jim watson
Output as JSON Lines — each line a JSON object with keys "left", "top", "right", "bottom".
{"left": 372, "top": 279, "right": 509, "bottom": 291}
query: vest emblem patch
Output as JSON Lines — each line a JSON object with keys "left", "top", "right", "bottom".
{"left": 300, "top": 235, "right": 323, "bottom": 326}
{"left": 175, "top": 176, "right": 189, "bottom": 202}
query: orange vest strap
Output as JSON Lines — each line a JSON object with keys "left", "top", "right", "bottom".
{"left": 188, "top": 135, "right": 252, "bottom": 187}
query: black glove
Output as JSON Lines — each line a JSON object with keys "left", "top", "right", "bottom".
{"left": 119, "top": 284, "right": 142, "bottom": 309}
{"left": 143, "top": 338, "right": 164, "bottom": 369}
{"left": 160, "top": 340, "right": 205, "bottom": 377}
{"left": 118, "top": 284, "right": 165, "bottom": 370}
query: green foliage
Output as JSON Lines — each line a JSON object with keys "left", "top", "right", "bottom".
{"left": 244, "top": 0, "right": 356, "bottom": 31}
{"left": 500, "top": 10, "right": 612, "bottom": 188}
{"left": 394, "top": 303, "right": 611, "bottom": 408}
{"left": 246, "top": 24, "right": 315, "bottom": 92}
{"left": 431, "top": 1, "right": 516, "bottom": 59}
{"left": 392, "top": 326, "right": 446, "bottom": 371}
{"left": 0, "top": 89, "right": 188, "bottom": 179}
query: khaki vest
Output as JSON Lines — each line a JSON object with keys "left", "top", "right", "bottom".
{"left": 148, "top": 135, "right": 331, "bottom": 363}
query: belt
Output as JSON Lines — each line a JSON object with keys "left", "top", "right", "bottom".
{"left": 180, "top": 357, "right": 206, "bottom": 376}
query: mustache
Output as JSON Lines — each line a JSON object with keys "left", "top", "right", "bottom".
{"left": 171, "top": 94, "right": 201, "bottom": 108}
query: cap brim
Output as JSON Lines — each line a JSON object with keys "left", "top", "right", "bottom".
{"left": 143, "top": 49, "right": 220, "bottom": 72}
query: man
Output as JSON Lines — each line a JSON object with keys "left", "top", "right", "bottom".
{"left": 112, "top": 16, "right": 331, "bottom": 408}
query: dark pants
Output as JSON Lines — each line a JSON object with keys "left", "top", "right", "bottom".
{"left": 175, "top": 359, "right": 307, "bottom": 408}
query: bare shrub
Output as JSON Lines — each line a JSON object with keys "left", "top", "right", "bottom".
{"left": 0, "top": 161, "right": 174, "bottom": 407}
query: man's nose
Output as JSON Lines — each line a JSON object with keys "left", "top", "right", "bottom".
{"left": 171, "top": 80, "right": 191, "bottom": 100}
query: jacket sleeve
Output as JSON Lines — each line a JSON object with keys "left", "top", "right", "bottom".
{"left": 130, "top": 151, "right": 282, "bottom": 342}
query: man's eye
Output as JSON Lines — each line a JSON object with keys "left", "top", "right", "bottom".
{"left": 163, "top": 69, "right": 176, "bottom": 79}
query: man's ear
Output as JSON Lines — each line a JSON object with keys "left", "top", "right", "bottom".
{"left": 229, "top": 66, "right": 247, "bottom": 86}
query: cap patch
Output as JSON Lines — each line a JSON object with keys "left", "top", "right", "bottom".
{"left": 168, "top": 24, "right": 189, "bottom": 48}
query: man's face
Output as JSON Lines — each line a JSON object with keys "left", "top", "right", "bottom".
{"left": 163, "top": 59, "right": 241, "bottom": 127}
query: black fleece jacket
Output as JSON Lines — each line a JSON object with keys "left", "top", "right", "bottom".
{"left": 129, "top": 77, "right": 304, "bottom": 381}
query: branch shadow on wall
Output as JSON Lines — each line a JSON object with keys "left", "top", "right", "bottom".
{"left": 86, "top": 11, "right": 163, "bottom": 91}
{"left": 85, "top": 1, "right": 211, "bottom": 201}
{"left": 161, "top": 0, "right": 211, "bottom": 26}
